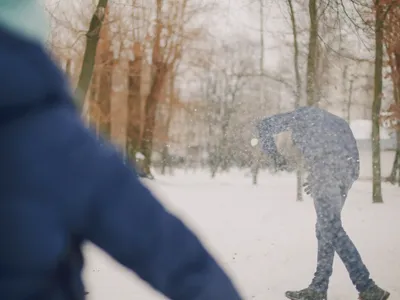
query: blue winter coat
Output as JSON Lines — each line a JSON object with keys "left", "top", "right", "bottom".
{"left": 0, "top": 26, "right": 241, "bottom": 300}
{"left": 256, "top": 106, "right": 360, "bottom": 180}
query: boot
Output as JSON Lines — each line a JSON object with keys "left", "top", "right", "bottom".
{"left": 285, "top": 288, "right": 327, "bottom": 300}
{"left": 359, "top": 285, "right": 390, "bottom": 300}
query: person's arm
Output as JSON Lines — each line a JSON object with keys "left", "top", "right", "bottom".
{"left": 43, "top": 106, "right": 242, "bottom": 300}
{"left": 256, "top": 111, "right": 295, "bottom": 157}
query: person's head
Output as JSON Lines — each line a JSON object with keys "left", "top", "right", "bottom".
{"left": 275, "top": 130, "right": 302, "bottom": 166}
{"left": 275, "top": 131, "right": 294, "bottom": 156}
{"left": 0, "top": 0, "right": 49, "bottom": 43}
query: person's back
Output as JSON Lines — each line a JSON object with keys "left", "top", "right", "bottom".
{"left": 0, "top": 3, "right": 242, "bottom": 300}
{"left": 257, "top": 106, "right": 360, "bottom": 180}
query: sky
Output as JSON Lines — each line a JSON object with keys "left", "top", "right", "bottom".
{"left": 209, "top": 0, "right": 290, "bottom": 70}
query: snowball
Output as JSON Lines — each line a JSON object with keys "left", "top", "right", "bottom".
{"left": 135, "top": 152, "right": 145, "bottom": 160}
{"left": 251, "top": 138, "right": 259, "bottom": 147}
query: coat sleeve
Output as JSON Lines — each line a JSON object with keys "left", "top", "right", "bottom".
{"left": 256, "top": 111, "right": 295, "bottom": 156}
{"left": 51, "top": 106, "right": 242, "bottom": 300}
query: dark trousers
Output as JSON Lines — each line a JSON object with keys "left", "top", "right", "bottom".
{"left": 307, "top": 172, "right": 374, "bottom": 293}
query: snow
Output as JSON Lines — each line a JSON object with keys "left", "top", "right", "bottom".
{"left": 135, "top": 152, "right": 145, "bottom": 160}
{"left": 83, "top": 169, "right": 400, "bottom": 300}
{"left": 251, "top": 138, "right": 259, "bottom": 147}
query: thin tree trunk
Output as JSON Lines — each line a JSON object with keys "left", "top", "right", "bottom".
{"left": 160, "top": 145, "right": 169, "bottom": 175}
{"left": 140, "top": 0, "right": 166, "bottom": 176}
{"left": 396, "top": 133, "right": 400, "bottom": 186}
{"left": 287, "top": 0, "right": 303, "bottom": 201}
{"left": 126, "top": 45, "right": 143, "bottom": 163}
{"left": 388, "top": 132, "right": 400, "bottom": 185}
{"left": 87, "top": 69, "right": 99, "bottom": 126}
{"left": 75, "top": 0, "right": 108, "bottom": 110}
{"left": 342, "top": 66, "right": 348, "bottom": 118}
{"left": 372, "top": 2, "right": 384, "bottom": 203}
{"left": 96, "top": 52, "right": 113, "bottom": 139}
{"left": 387, "top": 42, "right": 400, "bottom": 184}
{"left": 140, "top": 77, "right": 166, "bottom": 178}
{"left": 65, "top": 59, "right": 72, "bottom": 78}
{"left": 306, "top": 0, "right": 318, "bottom": 106}
{"left": 161, "top": 72, "right": 175, "bottom": 175}
{"left": 347, "top": 79, "right": 353, "bottom": 123}
{"left": 251, "top": 0, "right": 264, "bottom": 186}
{"left": 386, "top": 86, "right": 400, "bottom": 184}
{"left": 211, "top": 162, "right": 219, "bottom": 178}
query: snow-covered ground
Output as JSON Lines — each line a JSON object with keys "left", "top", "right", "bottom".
{"left": 83, "top": 168, "right": 400, "bottom": 300}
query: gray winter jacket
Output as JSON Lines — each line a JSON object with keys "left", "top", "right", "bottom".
{"left": 256, "top": 106, "right": 360, "bottom": 181}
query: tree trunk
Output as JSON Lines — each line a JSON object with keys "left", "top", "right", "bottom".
{"left": 141, "top": 63, "right": 168, "bottom": 176}
{"left": 137, "top": 0, "right": 166, "bottom": 177}
{"left": 396, "top": 133, "right": 400, "bottom": 186}
{"left": 251, "top": 161, "right": 259, "bottom": 185}
{"left": 160, "top": 145, "right": 169, "bottom": 175}
{"left": 126, "top": 47, "right": 143, "bottom": 163}
{"left": 387, "top": 54, "right": 400, "bottom": 184}
{"left": 387, "top": 132, "right": 400, "bottom": 185}
{"left": 347, "top": 79, "right": 353, "bottom": 123}
{"left": 250, "top": 0, "right": 265, "bottom": 186}
{"left": 86, "top": 68, "right": 98, "bottom": 126}
{"left": 387, "top": 42, "right": 400, "bottom": 184}
{"left": 75, "top": 0, "right": 109, "bottom": 110}
{"left": 211, "top": 162, "right": 219, "bottom": 178}
{"left": 65, "top": 59, "right": 72, "bottom": 78}
{"left": 161, "top": 71, "right": 176, "bottom": 175}
{"left": 372, "top": 3, "right": 384, "bottom": 203}
{"left": 386, "top": 111, "right": 400, "bottom": 186}
{"left": 96, "top": 52, "right": 113, "bottom": 139}
{"left": 342, "top": 66, "right": 348, "bottom": 118}
{"left": 288, "top": 0, "right": 303, "bottom": 201}
{"left": 306, "top": 0, "right": 318, "bottom": 106}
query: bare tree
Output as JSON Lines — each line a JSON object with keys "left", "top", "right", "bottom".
{"left": 287, "top": 0, "right": 304, "bottom": 201}
{"left": 306, "top": 0, "right": 319, "bottom": 106}
{"left": 382, "top": 4, "right": 400, "bottom": 185}
{"left": 371, "top": 0, "right": 395, "bottom": 203}
{"left": 373, "top": 2, "right": 387, "bottom": 203}
{"left": 123, "top": 0, "right": 206, "bottom": 177}
{"left": 250, "top": 0, "right": 265, "bottom": 186}
{"left": 200, "top": 41, "right": 255, "bottom": 177}
{"left": 347, "top": 78, "right": 354, "bottom": 122}
{"left": 75, "top": 0, "right": 109, "bottom": 109}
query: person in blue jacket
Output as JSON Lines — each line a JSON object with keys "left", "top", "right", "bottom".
{"left": 0, "top": 1, "right": 242, "bottom": 299}
{"left": 255, "top": 106, "right": 389, "bottom": 300}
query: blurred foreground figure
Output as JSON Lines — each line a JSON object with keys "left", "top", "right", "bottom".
{"left": 0, "top": 1, "right": 242, "bottom": 299}
{"left": 256, "top": 106, "right": 389, "bottom": 300}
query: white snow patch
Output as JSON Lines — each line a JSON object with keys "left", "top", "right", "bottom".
{"left": 83, "top": 170, "right": 400, "bottom": 299}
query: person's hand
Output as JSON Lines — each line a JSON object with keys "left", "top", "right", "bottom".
{"left": 303, "top": 181, "right": 311, "bottom": 195}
